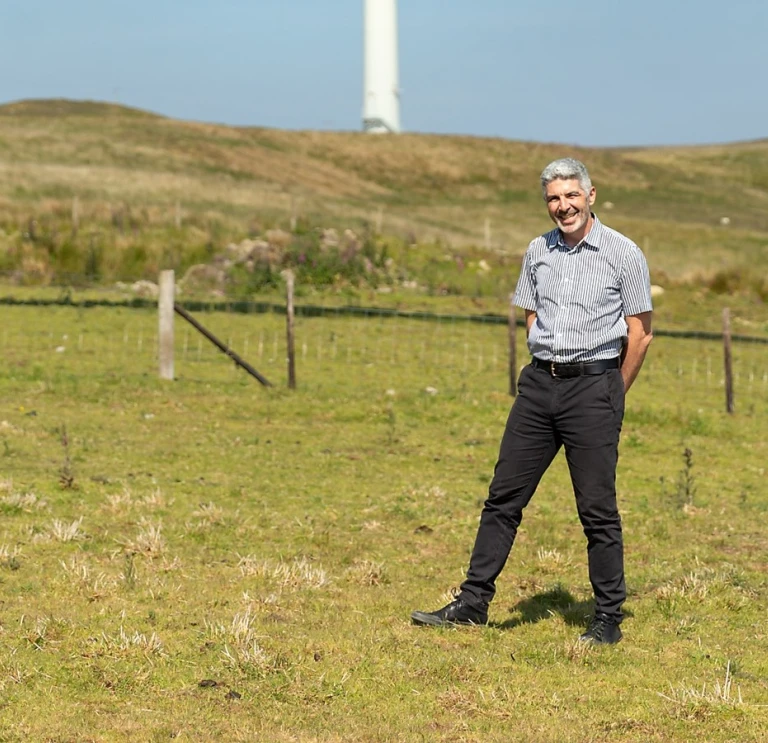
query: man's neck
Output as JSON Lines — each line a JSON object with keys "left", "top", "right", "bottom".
{"left": 561, "top": 214, "right": 594, "bottom": 248}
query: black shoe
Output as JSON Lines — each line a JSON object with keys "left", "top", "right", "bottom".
{"left": 579, "top": 613, "right": 622, "bottom": 645}
{"left": 411, "top": 597, "right": 488, "bottom": 627}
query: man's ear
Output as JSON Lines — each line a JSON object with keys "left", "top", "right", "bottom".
{"left": 588, "top": 187, "right": 597, "bottom": 207}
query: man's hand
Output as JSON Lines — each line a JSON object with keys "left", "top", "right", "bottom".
{"left": 621, "top": 312, "right": 653, "bottom": 392}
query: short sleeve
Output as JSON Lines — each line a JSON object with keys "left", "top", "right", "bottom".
{"left": 620, "top": 244, "right": 653, "bottom": 316}
{"left": 513, "top": 248, "right": 537, "bottom": 311}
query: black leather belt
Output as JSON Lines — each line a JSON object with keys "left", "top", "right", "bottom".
{"left": 532, "top": 356, "right": 620, "bottom": 378}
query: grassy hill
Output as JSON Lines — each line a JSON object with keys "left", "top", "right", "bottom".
{"left": 0, "top": 98, "right": 767, "bottom": 325}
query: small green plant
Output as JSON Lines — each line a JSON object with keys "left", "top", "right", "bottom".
{"left": 122, "top": 553, "right": 137, "bottom": 590}
{"left": 675, "top": 447, "right": 697, "bottom": 508}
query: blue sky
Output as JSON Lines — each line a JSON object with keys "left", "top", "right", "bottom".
{"left": 1, "top": 0, "right": 766, "bottom": 147}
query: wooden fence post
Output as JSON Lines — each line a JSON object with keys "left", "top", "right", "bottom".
{"left": 284, "top": 270, "right": 296, "bottom": 389}
{"left": 723, "top": 307, "right": 734, "bottom": 413}
{"left": 508, "top": 297, "right": 517, "bottom": 397}
{"left": 159, "top": 270, "right": 175, "bottom": 380}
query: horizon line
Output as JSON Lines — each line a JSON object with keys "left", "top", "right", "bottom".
{"left": 1, "top": 96, "right": 766, "bottom": 151}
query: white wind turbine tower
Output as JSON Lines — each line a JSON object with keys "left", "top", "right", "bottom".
{"left": 363, "top": 0, "right": 401, "bottom": 133}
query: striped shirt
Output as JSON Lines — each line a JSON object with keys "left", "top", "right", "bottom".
{"left": 513, "top": 214, "right": 653, "bottom": 363}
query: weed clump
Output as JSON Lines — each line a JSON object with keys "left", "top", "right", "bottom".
{"left": 675, "top": 447, "right": 697, "bottom": 509}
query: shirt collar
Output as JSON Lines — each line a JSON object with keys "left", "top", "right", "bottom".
{"left": 549, "top": 213, "right": 605, "bottom": 251}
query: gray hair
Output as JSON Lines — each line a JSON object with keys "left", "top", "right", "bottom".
{"left": 540, "top": 158, "right": 592, "bottom": 197}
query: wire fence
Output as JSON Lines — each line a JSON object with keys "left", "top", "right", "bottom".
{"left": 3, "top": 294, "right": 768, "bottom": 344}
{"left": 2, "top": 298, "right": 767, "bottom": 412}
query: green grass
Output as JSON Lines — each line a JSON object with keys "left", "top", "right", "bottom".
{"left": 0, "top": 99, "right": 767, "bottom": 739}
{"left": 3, "top": 278, "right": 768, "bottom": 340}
{"left": 0, "top": 304, "right": 767, "bottom": 741}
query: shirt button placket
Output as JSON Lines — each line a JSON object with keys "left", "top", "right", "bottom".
{"left": 553, "top": 252, "right": 563, "bottom": 362}
{"left": 556, "top": 251, "right": 573, "bottom": 362}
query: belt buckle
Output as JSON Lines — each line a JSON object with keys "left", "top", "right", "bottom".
{"left": 550, "top": 360, "right": 558, "bottom": 378}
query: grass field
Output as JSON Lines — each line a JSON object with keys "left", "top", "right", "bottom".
{"left": 1, "top": 98, "right": 767, "bottom": 740}
{"left": 1, "top": 303, "right": 767, "bottom": 741}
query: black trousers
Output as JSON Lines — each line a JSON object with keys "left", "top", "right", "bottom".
{"left": 459, "top": 363, "right": 626, "bottom": 618}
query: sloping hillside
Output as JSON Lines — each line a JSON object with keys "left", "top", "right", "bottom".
{"left": 0, "top": 98, "right": 767, "bottom": 281}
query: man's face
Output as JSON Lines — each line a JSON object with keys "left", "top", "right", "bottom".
{"left": 544, "top": 178, "right": 596, "bottom": 242}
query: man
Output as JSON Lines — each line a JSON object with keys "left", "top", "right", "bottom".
{"left": 411, "top": 158, "right": 653, "bottom": 644}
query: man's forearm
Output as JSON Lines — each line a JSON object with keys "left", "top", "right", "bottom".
{"left": 621, "top": 341, "right": 651, "bottom": 392}
{"left": 621, "top": 312, "right": 654, "bottom": 392}
{"left": 524, "top": 310, "right": 536, "bottom": 338}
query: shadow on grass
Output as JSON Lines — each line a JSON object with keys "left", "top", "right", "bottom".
{"left": 492, "top": 584, "right": 597, "bottom": 630}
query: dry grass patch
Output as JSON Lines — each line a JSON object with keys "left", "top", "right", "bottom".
{"left": 659, "top": 662, "right": 746, "bottom": 720}
{"left": 102, "top": 487, "right": 172, "bottom": 515}
{"left": 437, "top": 685, "right": 516, "bottom": 722}
{"left": 0, "top": 491, "right": 48, "bottom": 512}
{"left": 100, "top": 626, "right": 165, "bottom": 657}
{"left": 561, "top": 637, "right": 598, "bottom": 664}
{"left": 47, "top": 517, "right": 85, "bottom": 543}
{"left": 0, "top": 480, "right": 47, "bottom": 512}
{"left": 344, "top": 559, "right": 388, "bottom": 586}
{"left": 189, "top": 501, "right": 227, "bottom": 528}
{"left": 407, "top": 485, "right": 447, "bottom": 499}
{"left": 0, "top": 661, "right": 30, "bottom": 691}
{"left": 118, "top": 519, "right": 166, "bottom": 557}
{"left": 237, "top": 555, "right": 329, "bottom": 590}
{"left": 59, "top": 554, "right": 116, "bottom": 601}
{"left": 654, "top": 564, "right": 751, "bottom": 603}
{"left": 138, "top": 488, "right": 172, "bottom": 510}
{"left": 21, "top": 616, "right": 50, "bottom": 650}
{"left": 536, "top": 547, "right": 571, "bottom": 573}
{"left": 101, "top": 487, "right": 135, "bottom": 513}
{"left": 205, "top": 607, "right": 272, "bottom": 672}
{"left": 0, "top": 543, "right": 22, "bottom": 567}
